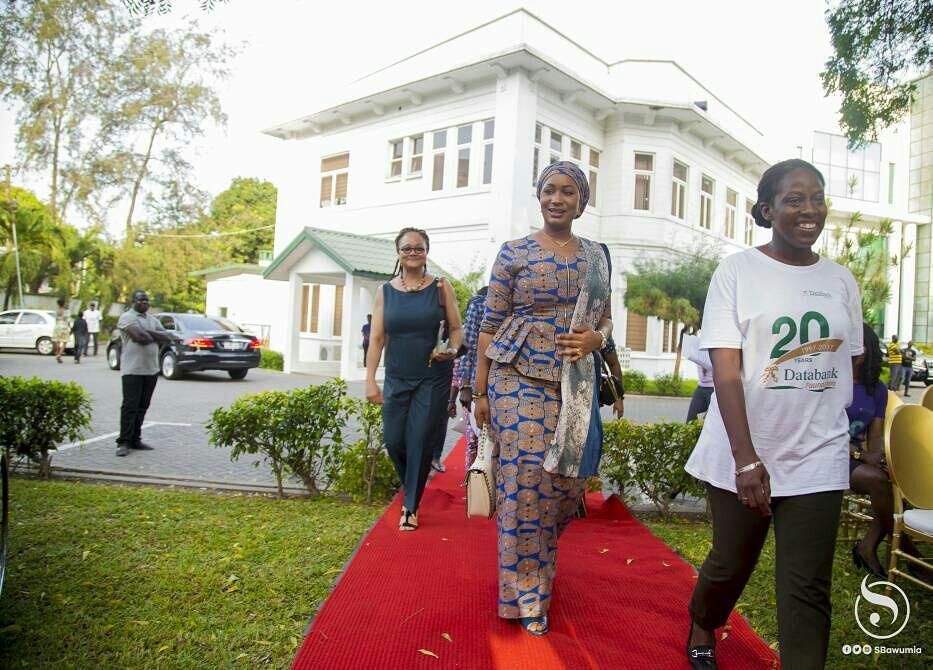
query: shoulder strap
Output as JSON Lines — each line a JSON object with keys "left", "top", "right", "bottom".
{"left": 436, "top": 276, "right": 446, "bottom": 308}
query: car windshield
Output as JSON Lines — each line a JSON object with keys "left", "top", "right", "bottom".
{"left": 176, "top": 315, "right": 240, "bottom": 332}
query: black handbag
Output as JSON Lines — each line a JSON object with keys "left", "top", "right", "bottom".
{"left": 598, "top": 354, "right": 624, "bottom": 406}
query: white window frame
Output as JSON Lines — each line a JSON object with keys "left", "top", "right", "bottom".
{"left": 699, "top": 174, "right": 714, "bottom": 229}
{"left": 744, "top": 198, "right": 755, "bottom": 246}
{"left": 409, "top": 134, "right": 424, "bottom": 178}
{"left": 633, "top": 152, "right": 654, "bottom": 211}
{"left": 482, "top": 119, "right": 494, "bottom": 185}
{"left": 431, "top": 129, "right": 447, "bottom": 192}
{"left": 533, "top": 123, "right": 543, "bottom": 186}
{"left": 456, "top": 123, "right": 472, "bottom": 189}
{"left": 387, "top": 140, "right": 403, "bottom": 179}
{"left": 671, "top": 159, "right": 688, "bottom": 220}
{"left": 319, "top": 153, "right": 349, "bottom": 208}
{"left": 724, "top": 188, "right": 737, "bottom": 239}
{"left": 588, "top": 147, "right": 600, "bottom": 208}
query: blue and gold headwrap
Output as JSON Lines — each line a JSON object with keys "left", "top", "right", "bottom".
{"left": 535, "top": 161, "right": 590, "bottom": 218}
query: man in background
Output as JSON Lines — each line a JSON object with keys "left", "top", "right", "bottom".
{"left": 901, "top": 340, "right": 916, "bottom": 397}
{"left": 115, "top": 290, "right": 174, "bottom": 457}
{"left": 361, "top": 314, "right": 372, "bottom": 365}
{"left": 84, "top": 302, "right": 102, "bottom": 356}
{"left": 682, "top": 331, "right": 714, "bottom": 422}
{"left": 886, "top": 334, "right": 903, "bottom": 392}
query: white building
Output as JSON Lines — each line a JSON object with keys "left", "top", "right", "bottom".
{"left": 250, "top": 9, "right": 777, "bottom": 380}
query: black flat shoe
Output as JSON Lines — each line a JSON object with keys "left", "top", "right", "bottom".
{"left": 687, "top": 620, "right": 717, "bottom": 669}
{"left": 852, "top": 540, "right": 888, "bottom": 579}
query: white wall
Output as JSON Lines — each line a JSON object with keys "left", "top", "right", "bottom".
{"left": 205, "top": 274, "right": 289, "bottom": 352}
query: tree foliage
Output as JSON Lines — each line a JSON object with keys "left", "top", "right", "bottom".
{"left": 624, "top": 247, "right": 721, "bottom": 376}
{"left": 123, "top": 0, "right": 229, "bottom": 15}
{"left": 822, "top": 0, "right": 933, "bottom": 145}
{"left": 207, "top": 177, "right": 276, "bottom": 263}
{"left": 830, "top": 214, "right": 907, "bottom": 327}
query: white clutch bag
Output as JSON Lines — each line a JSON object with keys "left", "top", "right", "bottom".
{"left": 434, "top": 319, "right": 449, "bottom": 357}
{"left": 465, "top": 423, "right": 496, "bottom": 519}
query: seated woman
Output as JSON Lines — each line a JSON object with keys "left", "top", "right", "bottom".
{"left": 848, "top": 323, "right": 922, "bottom": 577}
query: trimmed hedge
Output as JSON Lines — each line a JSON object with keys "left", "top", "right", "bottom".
{"left": 259, "top": 348, "right": 284, "bottom": 371}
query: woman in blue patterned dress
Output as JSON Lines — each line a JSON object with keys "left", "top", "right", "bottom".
{"left": 473, "top": 162, "right": 612, "bottom": 636}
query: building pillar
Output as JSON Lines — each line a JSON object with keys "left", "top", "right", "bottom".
{"left": 884, "top": 220, "right": 902, "bottom": 337}
{"left": 488, "top": 69, "right": 537, "bottom": 265}
{"left": 339, "top": 273, "right": 359, "bottom": 381}
{"left": 283, "top": 272, "right": 303, "bottom": 374}
{"left": 899, "top": 222, "right": 917, "bottom": 339}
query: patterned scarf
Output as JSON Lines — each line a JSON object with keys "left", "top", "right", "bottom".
{"left": 544, "top": 238, "right": 611, "bottom": 477}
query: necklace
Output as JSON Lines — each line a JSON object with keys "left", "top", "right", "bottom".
{"left": 542, "top": 230, "right": 575, "bottom": 249}
{"left": 399, "top": 270, "right": 430, "bottom": 292}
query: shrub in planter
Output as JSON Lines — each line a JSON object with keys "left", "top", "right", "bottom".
{"left": 601, "top": 418, "right": 704, "bottom": 518}
{"left": 259, "top": 349, "right": 284, "bottom": 371}
{"left": 653, "top": 373, "right": 683, "bottom": 397}
{"left": 331, "top": 400, "right": 398, "bottom": 503}
{"left": 208, "top": 379, "right": 351, "bottom": 496}
{"left": 0, "top": 376, "right": 92, "bottom": 478}
{"left": 622, "top": 369, "right": 646, "bottom": 394}
{"left": 208, "top": 389, "right": 291, "bottom": 497}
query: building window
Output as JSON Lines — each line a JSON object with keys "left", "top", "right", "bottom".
{"left": 550, "top": 130, "right": 562, "bottom": 154}
{"left": 457, "top": 123, "right": 472, "bottom": 188}
{"left": 724, "top": 188, "right": 737, "bottom": 238}
{"left": 301, "top": 284, "right": 321, "bottom": 333}
{"left": 388, "top": 140, "right": 403, "bottom": 178}
{"left": 634, "top": 153, "right": 654, "bottom": 211}
{"left": 533, "top": 123, "right": 543, "bottom": 185}
{"left": 745, "top": 198, "right": 755, "bottom": 246}
{"left": 570, "top": 139, "right": 582, "bottom": 162}
{"left": 409, "top": 135, "right": 423, "bottom": 176}
{"left": 625, "top": 311, "right": 647, "bottom": 352}
{"left": 482, "top": 119, "right": 494, "bottom": 185}
{"left": 332, "top": 285, "right": 344, "bottom": 337}
{"left": 812, "top": 131, "right": 881, "bottom": 201}
{"left": 699, "top": 174, "right": 714, "bottom": 229}
{"left": 671, "top": 160, "right": 687, "bottom": 219}
{"left": 320, "top": 153, "right": 349, "bottom": 207}
{"left": 662, "top": 320, "right": 679, "bottom": 353}
{"left": 589, "top": 148, "right": 599, "bottom": 207}
{"left": 432, "top": 130, "right": 446, "bottom": 191}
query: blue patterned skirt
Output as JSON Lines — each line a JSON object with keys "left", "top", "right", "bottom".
{"left": 489, "top": 361, "right": 586, "bottom": 619}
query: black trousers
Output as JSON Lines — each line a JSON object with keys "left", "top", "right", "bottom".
{"left": 686, "top": 385, "right": 714, "bottom": 422}
{"left": 117, "top": 374, "right": 159, "bottom": 447}
{"left": 86, "top": 332, "right": 99, "bottom": 356}
{"left": 73, "top": 337, "right": 87, "bottom": 362}
{"left": 689, "top": 485, "right": 843, "bottom": 670}
{"left": 382, "top": 374, "right": 450, "bottom": 512}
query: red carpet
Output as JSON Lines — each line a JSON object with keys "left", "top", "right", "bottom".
{"left": 292, "top": 437, "right": 778, "bottom": 669}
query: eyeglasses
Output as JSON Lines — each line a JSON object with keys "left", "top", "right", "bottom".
{"left": 399, "top": 246, "right": 426, "bottom": 255}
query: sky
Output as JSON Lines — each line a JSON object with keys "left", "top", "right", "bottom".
{"left": 0, "top": 0, "right": 845, "bottom": 236}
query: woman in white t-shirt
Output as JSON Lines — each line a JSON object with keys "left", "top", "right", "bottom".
{"left": 683, "top": 160, "right": 863, "bottom": 670}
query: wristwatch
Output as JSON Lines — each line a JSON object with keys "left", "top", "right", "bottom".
{"left": 852, "top": 450, "right": 862, "bottom": 461}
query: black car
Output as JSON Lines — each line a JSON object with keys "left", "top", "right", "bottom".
{"left": 107, "top": 313, "right": 261, "bottom": 380}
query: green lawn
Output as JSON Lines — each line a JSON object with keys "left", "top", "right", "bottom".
{"left": 1, "top": 479, "right": 928, "bottom": 668}
{"left": 647, "top": 518, "right": 932, "bottom": 669}
{"left": 0, "top": 478, "right": 381, "bottom": 669}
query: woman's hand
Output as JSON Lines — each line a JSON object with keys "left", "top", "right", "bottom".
{"left": 473, "top": 396, "right": 490, "bottom": 430}
{"left": 366, "top": 381, "right": 383, "bottom": 405}
{"left": 447, "top": 400, "right": 457, "bottom": 418}
{"left": 613, "top": 398, "right": 624, "bottom": 419}
{"left": 735, "top": 463, "right": 771, "bottom": 517}
{"left": 862, "top": 450, "right": 886, "bottom": 471}
{"left": 555, "top": 326, "right": 603, "bottom": 363}
{"left": 430, "top": 347, "right": 457, "bottom": 363}
{"left": 458, "top": 386, "right": 473, "bottom": 409}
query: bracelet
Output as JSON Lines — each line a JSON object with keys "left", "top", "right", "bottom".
{"left": 735, "top": 461, "right": 762, "bottom": 476}
{"left": 472, "top": 391, "right": 488, "bottom": 399}
{"left": 595, "top": 328, "right": 607, "bottom": 350}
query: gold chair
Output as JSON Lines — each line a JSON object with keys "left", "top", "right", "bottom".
{"left": 885, "top": 404, "right": 933, "bottom": 591}
{"left": 840, "top": 391, "right": 904, "bottom": 541}
{"left": 921, "top": 384, "right": 933, "bottom": 411}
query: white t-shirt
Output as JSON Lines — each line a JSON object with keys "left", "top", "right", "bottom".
{"left": 682, "top": 334, "right": 713, "bottom": 387}
{"left": 84, "top": 308, "right": 102, "bottom": 333}
{"left": 684, "top": 248, "right": 863, "bottom": 496}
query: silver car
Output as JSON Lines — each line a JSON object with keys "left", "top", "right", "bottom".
{"left": 0, "top": 309, "right": 75, "bottom": 355}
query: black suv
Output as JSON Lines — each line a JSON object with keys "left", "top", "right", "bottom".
{"left": 107, "top": 313, "right": 262, "bottom": 380}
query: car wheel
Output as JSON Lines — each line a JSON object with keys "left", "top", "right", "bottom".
{"left": 107, "top": 346, "right": 121, "bottom": 371}
{"left": 36, "top": 337, "right": 55, "bottom": 356}
{"left": 227, "top": 368, "right": 248, "bottom": 380}
{"left": 161, "top": 352, "right": 184, "bottom": 379}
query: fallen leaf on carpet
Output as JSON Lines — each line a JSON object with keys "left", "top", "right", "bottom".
{"left": 599, "top": 548, "right": 609, "bottom": 554}
{"left": 441, "top": 633, "right": 452, "bottom": 642}
{"left": 720, "top": 632, "right": 729, "bottom": 640}
{"left": 626, "top": 559, "right": 634, "bottom": 565}
{"left": 418, "top": 649, "right": 439, "bottom": 658}
{"left": 662, "top": 561, "right": 671, "bottom": 567}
